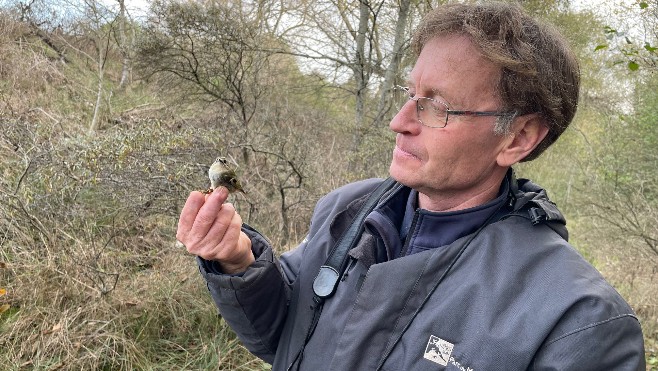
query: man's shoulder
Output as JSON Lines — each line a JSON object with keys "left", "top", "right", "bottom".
{"left": 485, "top": 217, "right": 635, "bottom": 316}
{"left": 307, "top": 178, "right": 388, "bottom": 238}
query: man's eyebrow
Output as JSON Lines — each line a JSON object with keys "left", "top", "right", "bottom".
{"left": 404, "top": 76, "right": 461, "bottom": 106}
{"left": 407, "top": 83, "right": 455, "bottom": 106}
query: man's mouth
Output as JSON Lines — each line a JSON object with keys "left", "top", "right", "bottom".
{"left": 393, "top": 145, "right": 421, "bottom": 161}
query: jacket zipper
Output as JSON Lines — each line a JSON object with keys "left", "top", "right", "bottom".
{"left": 398, "top": 210, "right": 420, "bottom": 257}
{"left": 341, "top": 257, "right": 358, "bottom": 281}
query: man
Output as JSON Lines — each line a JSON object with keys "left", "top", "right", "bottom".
{"left": 177, "top": 2, "right": 646, "bottom": 370}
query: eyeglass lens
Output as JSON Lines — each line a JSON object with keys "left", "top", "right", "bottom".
{"left": 393, "top": 87, "right": 448, "bottom": 128}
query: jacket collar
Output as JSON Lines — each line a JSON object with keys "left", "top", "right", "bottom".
{"left": 329, "top": 168, "right": 567, "bottom": 247}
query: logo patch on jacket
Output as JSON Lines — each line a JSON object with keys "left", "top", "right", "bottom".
{"left": 424, "top": 335, "right": 454, "bottom": 366}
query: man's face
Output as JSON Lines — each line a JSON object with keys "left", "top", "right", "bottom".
{"left": 389, "top": 34, "right": 512, "bottom": 211}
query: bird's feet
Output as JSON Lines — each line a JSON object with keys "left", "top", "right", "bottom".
{"left": 199, "top": 188, "right": 214, "bottom": 194}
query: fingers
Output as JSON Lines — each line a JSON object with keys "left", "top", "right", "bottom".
{"left": 189, "top": 187, "right": 229, "bottom": 241}
{"left": 176, "top": 187, "right": 253, "bottom": 270}
{"left": 176, "top": 191, "right": 205, "bottom": 243}
{"left": 201, "top": 206, "right": 243, "bottom": 261}
{"left": 176, "top": 187, "right": 229, "bottom": 244}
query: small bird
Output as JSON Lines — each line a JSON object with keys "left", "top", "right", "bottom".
{"left": 206, "top": 157, "right": 246, "bottom": 194}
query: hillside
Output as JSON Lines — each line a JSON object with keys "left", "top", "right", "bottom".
{"left": 1, "top": 2, "right": 656, "bottom": 369}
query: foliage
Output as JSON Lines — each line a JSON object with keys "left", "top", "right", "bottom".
{"left": 136, "top": 0, "right": 274, "bottom": 126}
{"left": 577, "top": 73, "right": 658, "bottom": 259}
{"left": 594, "top": 0, "right": 658, "bottom": 71}
{"left": 0, "top": 0, "right": 656, "bottom": 368}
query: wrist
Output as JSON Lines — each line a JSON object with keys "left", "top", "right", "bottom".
{"left": 218, "top": 232, "right": 254, "bottom": 274}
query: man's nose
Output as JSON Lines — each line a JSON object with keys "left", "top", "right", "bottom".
{"left": 390, "top": 99, "right": 421, "bottom": 134}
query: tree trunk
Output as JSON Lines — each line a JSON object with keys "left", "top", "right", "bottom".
{"left": 279, "top": 187, "right": 290, "bottom": 246}
{"left": 89, "top": 60, "right": 104, "bottom": 133}
{"left": 373, "top": 0, "right": 411, "bottom": 128}
{"left": 118, "top": 0, "right": 131, "bottom": 88}
{"left": 351, "top": 0, "right": 370, "bottom": 158}
{"left": 89, "top": 40, "right": 105, "bottom": 133}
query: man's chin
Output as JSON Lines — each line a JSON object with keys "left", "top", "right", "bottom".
{"left": 389, "top": 164, "right": 416, "bottom": 187}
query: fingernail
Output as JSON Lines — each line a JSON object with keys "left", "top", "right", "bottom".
{"left": 215, "top": 186, "right": 228, "bottom": 198}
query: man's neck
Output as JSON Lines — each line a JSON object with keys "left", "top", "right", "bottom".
{"left": 417, "top": 172, "right": 508, "bottom": 212}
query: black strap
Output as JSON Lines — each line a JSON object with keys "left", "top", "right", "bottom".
{"left": 312, "top": 177, "right": 398, "bottom": 299}
{"left": 287, "top": 177, "right": 398, "bottom": 371}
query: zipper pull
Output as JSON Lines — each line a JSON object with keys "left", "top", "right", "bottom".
{"left": 341, "top": 258, "right": 358, "bottom": 281}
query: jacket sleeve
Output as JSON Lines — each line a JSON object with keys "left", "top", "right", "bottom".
{"left": 197, "top": 225, "right": 306, "bottom": 364}
{"left": 196, "top": 179, "right": 383, "bottom": 364}
{"left": 531, "top": 313, "right": 646, "bottom": 370}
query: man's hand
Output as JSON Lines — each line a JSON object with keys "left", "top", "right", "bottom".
{"left": 177, "top": 186, "right": 255, "bottom": 274}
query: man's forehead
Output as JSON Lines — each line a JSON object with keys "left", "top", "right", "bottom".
{"left": 407, "top": 36, "right": 502, "bottom": 107}
{"left": 405, "top": 74, "right": 454, "bottom": 103}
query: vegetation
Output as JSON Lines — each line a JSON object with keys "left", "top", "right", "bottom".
{"left": 0, "top": 0, "right": 655, "bottom": 369}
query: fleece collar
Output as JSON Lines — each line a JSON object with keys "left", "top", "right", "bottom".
{"left": 364, "top": 177, "right": 511, "bottom": 260}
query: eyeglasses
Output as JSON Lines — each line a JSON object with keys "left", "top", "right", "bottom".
{"left": 393, "top": 85, "right": 517, "bottom": 128}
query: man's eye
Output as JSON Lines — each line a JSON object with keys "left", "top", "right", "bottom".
{"left": 429, "top": 101, "right": 446, "bottom": 114}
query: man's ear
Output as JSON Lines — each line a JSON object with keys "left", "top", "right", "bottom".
{"left": 496, "top": 114, "right": 549, "bottom": 167}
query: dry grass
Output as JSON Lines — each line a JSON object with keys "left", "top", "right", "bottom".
{"left": 0, "top": 11, "right": 655, "bottom": 370}
{"left": 0, "top": 17, "right": 307, "bottom": 369}
{"left": 588, "top": 242, "right": 658, "bottom": 369}
{"left": 0, "top": 117, "right": 270, "bottom": 370}
{"left": 1, "top": 243, "right": 268, "bottom": 370}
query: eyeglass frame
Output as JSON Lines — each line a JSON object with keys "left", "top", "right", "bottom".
{"left": 393, "top": 85, "right": 518, "bottom": 128}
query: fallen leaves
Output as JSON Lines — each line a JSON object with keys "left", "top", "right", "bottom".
{"left": 43, "top": 322, "right": 63, "bottom": 335}
{"left": 0, "top": 288, "right": 8, "bottom": 314}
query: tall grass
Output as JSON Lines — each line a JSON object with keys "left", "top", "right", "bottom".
{"left": 0, "top": 116, "right": 270, "bottom": 370}
{"left": 0, "top": 11, "right": 655, "bottom": 370}
{"left": 1, "top": 249, "right": 268, "bottom": 370}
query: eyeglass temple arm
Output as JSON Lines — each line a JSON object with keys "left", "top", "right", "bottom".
{"left": 447, "top": 109, "right": 517, "bottom": 117}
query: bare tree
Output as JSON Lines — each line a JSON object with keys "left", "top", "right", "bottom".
{"left": 75, "top": 0, "right": 116, "bottom": 133}
{"left": 135, "top": 0, "right": 325, "bottom": 244}
{"left": 117, "top": 0, "right": 131, "bottom": 88}
{"left": 137, "top": 1, "right": 273, "bottom": 130}
{"left": 277, "top": 0, "right": 430, "bottom": 158}
{"left": 372, "top": 0, "right": 411, "bottom": 128}
{"left": 570, "top": 67, "right": 658, "bottom": 261}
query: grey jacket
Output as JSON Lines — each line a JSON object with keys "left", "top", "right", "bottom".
{"left": 199, "top": 176, "right": 645, "bottom": 370}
